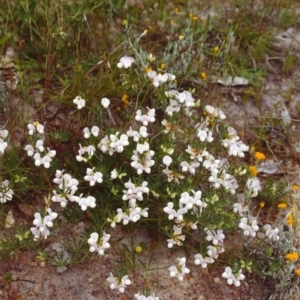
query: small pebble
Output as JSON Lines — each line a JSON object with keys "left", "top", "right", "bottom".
{"left": 213, "top": 277, "right": 221, "bottom": 284}
{"left": 40, "top": 261, "right": 46, "bottom": 267}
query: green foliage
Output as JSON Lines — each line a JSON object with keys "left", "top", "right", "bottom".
{"left": 258, "top": 177, "right": 287, "bottom": 207}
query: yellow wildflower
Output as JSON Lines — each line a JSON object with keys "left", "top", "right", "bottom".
{"left": 249, "top": 165, "right": 258, "bottom": 177}
{"left": 254, "top": 152, "right": 266, "bottom": 160}
{"left": 292, "top": 185, "right": 299, "bottom": 191}
{"left": 192, "top": 16, "right": 198, "bottom": 21}
{"left": 285, "top": 252, "right": 299, "bottom": 261}
{"left": 145, "top": 67, "right": 152, "bottom": 73}
{"left": 295, "top": 268, "right": 300, "bottom": 276}
{"left": 122, "top": 19, "right": 128, "bottom": 26}
{"left": 259, "top": 201, "right": 265, "bottom": 208}
{"left": 160, "top": 63, "right": 165, "bottom": 70}
{"left": 122, "top": 94, "right": 129, "bottom": 107}
{"left": 287, "top": 214, "right": 295, "bottom": 225}
{"left": 189, "top": 13, "right": 194, "bottom": 19}
{"left": 213, "top": 46, "right": 219, "bottom": 54}
{"left": 170, "top": 19, "right": 174, "bottom": 25}
{"left": 179, "top": 35, "right": 184, "bottom": 40}
{"left": 135, "top": 246, "right": 142, "bottom": 253}
{"left": 200, "top": 72, "right": 207, "bottom": 81}
{"left": 278, "top": 203, "right": 287, "bottom": 209}
{"left": 174, "top": 8, "right": 179, "bottom": 15}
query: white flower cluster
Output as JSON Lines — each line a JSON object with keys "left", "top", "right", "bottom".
{"left": 88, "top": 231, "right": 110, "bottom": 255}
{"left": 51, "top": 170, "right": 79, "bottom": 207}
{"left": 131, "top": 141, "right": 155, "bottom": 174}
{"left": 52, "top": 170, "right": 97, "bottom": 211}
{"left": 222, "top": 127, "right": 249, "bottom": 157}
{"left": 122, "top": 179, "right": 149, "bottom": 207}
{"left": 147, "top": 70, "right": 175, "bottom": 87}
{"left": 261, "top": 224, "right": 280, "bottom": 242}
{"left": 239, "top": 216, "right": 259, "bottom": 237}
{"left": 30, "top": 208, "right": 58, "bottom": 240}
{"left": 73, "top": 95, "right": 85, "bottom": 109}
{"left": 83, "top": 126, "right": 100, "bottom": 138}
{"left": 76, "top": 144, "right": 96, "bottom": 162}
{"left": 0, "top": 179, "right": 14, "bottom": 203}
{"left": 169, "top": 257, "right": 190, "bottom": 281}
{"left": 107, "top": 273, "right": 131, "bottom": 293}
{"left": 194, "top": 229, "right": 225, "bottom": 269}
{"left": 135, "top": 107, "right": 156, "bottom": 126}
{"left": 0, "top": 129, "right": 9, "bottom": 154}
{"left": 24, "top": 122, "right": 56, "bottom": 168}
{"left": 84, "top": 167, "right": 103, "bottom": 186}
{"left": 117, "top": 56, "right": 135, "bottom": 69}
{"left": 127, "top": 126, "right": 148, "bottom": 142}
{"left": 165, "top": 90, "right": 196, "bottom": 116}
{"left": 98, "top": 132, "right": 129, "bottom": 156}
{"left": 222, "top": 267, "right": 245, "bottom": 287}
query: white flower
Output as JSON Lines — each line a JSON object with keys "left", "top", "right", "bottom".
{"left": 83, "top": 127, "right": 91, "bottom": 139}
{"left": 0, "top": 180, "right": 14, "bottom": 203}
{"left": 84, "top": 168, "right": 103, "bottom": 186}
{"left": 107, "top": 273, "right": 131, "bottom": 293}
{"left": 77, "top": 195, "right": 96, "bottom": 211}
{"left": 169, "top": 257, "right": 190, "bottom": 281}
{"left": 27, "top": 122, "right": 44, "bottom": 135}
{"left": 91, "top": 126, "right": 100, "bottom": 137}
{"left": 246, "top": 177, "right": 261, "bottom": 197}
{"left": 205, "top": 228, "right": 225, "bottom": 245}
{"left": 167, "top": 225, "right": 185, "bottom": 248}
{"left": 101, "top": 97, "right": 110, "bottom": 108}
{"left": 117, "top": 56, "right": 135, "bottom": 68}
{"left": 73, "top": 96, "right": 85, "bottom": 109}
{"left": 30, "top": 208, "right": 58, "bottom": 240}
{"left": 222, "top": 267, "right": 245, "bottom": 287}
{"left": 88, "top": 231, "right": 110, "bottom": 255}
{"left": 239, "top": 217, "right": 259, "bottom": 237}
{"left": 162, "top": 155, "right": 172, "bottom": 167}
{"left": 0, "top": 139, "right": 8, "bottom": 154}
{"left": 135, "top": 108, "right": 156, "bottom": 126}
{"left": 263, "top": 224, "right": 280, "bottom": 242}
{"left": 194, "top": 253, "right": 214, "bottom": 268}
{"left": 0, "top": 129, "right": 9, "bottom": 140}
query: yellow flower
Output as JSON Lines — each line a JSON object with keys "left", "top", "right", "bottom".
{"left": 192, "top": 16, "right": 198, "bottom": 21}
{"left": 254, "top": 152, "right": 266, "bottom": 160}
{"left": 249, "top": 165, "right": 258, "bottom": 177}
{"left": 160, "top": 63, "right": 165, "bottom": 70}
{"left": 145, "top": 67, "right": 152, "bottom": 73}
{"left": 278, "top": 203, "right": 287, "bottom": 209}
{"left": 285, "top": 252, "right": 299, "bottom": 261}
{"left": 295, "top": 268, "right": 300, "bottom": 276}
{"left": 213, "top": 46, "right": 219, "bottom": 54}
{"left": 259, "top": 201, "right": 265, "bottom": 208}
{"left": 122, "top": 19, "right": 128, "bottom": 26}
{"left": 170, "top": 19, "right": 174, "bottom": 25}
{"left": 174, "top": 8, "right": 179, "bottom": 15}
{"left": 189, "top": 13, "right": 194, "bottom": 19}
{"left": 135, "top": 246, "right": 142, "bottom": 253}
{"left": 287, "top": 214, "right": 295, "bottom": 225}
{"left": 122, "top": 94, "right": 129, "bottom": 107}
{"left": 292, "top": 185, "right": 299, "bottom": 191}
{"left": 200, "top": 72, "right": 207, "bottom": 81}
{"left": 179, "top": 35, "right": 184, "bottom": 40}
